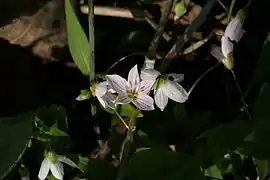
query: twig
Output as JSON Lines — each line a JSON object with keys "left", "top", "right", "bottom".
{"left": 80, "top": 5, "right": 172, "bottom": 42}
{"left": 81, "top": 5, "right": 134, "bottom": 19}
{"left": 147, "top": 0, "right": 174, "bottom": 59}
{"left": 158, "top": 0, "right": 217, "bottom": 72}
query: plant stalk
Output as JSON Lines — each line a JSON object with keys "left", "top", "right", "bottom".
{"left": 188, "top": 63, "right": 220, "bottom": 96}
{"left": 116, "top": 116, "right": 137, "bottom": 180}
{"left": 88, "top": 0, "right": 102, "bottom": 146}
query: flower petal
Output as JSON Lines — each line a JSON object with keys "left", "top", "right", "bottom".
{"left": 224, "top": 18, "right": 244, "bottom": 43}
{"left": 97, "top": 96, "right": 106, "bottom": 108}
{"left": 106, "top": 75, "right": 127, "bottom": 94}
{"left": 50, "top": 162, "right": 64, "bottom": 180}
{"left": 101, "top": 93, "right": 116, "bottom": 109}
{"left": 210, "top": 46, "right": 224, "bottom": 63}
{"left": 57, "top": 155, "right": 79, "bottom": 169}
{"left": 140, "top": 69, "right": 161, "bottom": 81}
{"left": 154, "top": 89, "right": 168, "bottom": 111}
{"left": 133, "top": 94, "right": 154, "bottom": 111}
{"left": 138, "top": 80, "right": 155, "bottom": 94}
{"left": 128, "top": 65, "right": 140, "bottom": 87}
{"left": 38, "top": 158, "right": 51, "bottom": 180}
{"left": 163, "top": 80, "right": 188, "bottom": 103}
{"left": 95, "top": 81, "right": 108, "bottom": 98}
{"left": 221, "top": 36, "right": 233, "bottom": 58}
{"left": 116, "top": 94, "right": 131, "bottom": 104}
{"left": 167, "top": 73, "right": 184, "bottom": 83}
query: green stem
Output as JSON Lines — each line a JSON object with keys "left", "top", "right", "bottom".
{"left": 117, "top": 117, "right": 136, "bottom": 180}
{"left": 217, "top": 0, "right": 228, "bottom": 13}
{"left": 114, "top": 110, "right": 130, "bottom": 130}
{"left": 105, "top": 53, "right": 145, "bottom": 74}
{"left": 188, "top": 63, "right": 220, "bottom": 96}
{"left": 88, "top": 0, "right": 102, "bottom": 146}
{"left": 230, "top": 70, "right": 252, "bottom": 120}
{"left": 88, "top": 0, "right": 95, "bottom": 82}
{"left": 228, "top": 0, "right": 236, "bottom": 21}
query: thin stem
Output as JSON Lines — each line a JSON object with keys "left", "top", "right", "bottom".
{"left": 230, "top": 70, "right": 252, "bottom": 120}
{"left": 188, "top": 63, "right": 220, "bottom": 96}
{"left": 88, "top": 0, "right": 95, "bottom": 82}
{"left": 217, "top": 0, "right": 228, "bottom": 13}
{"left": 114, "top": 110, "right": 130, "bottom": 130}
{"left": 227, "top": 0, "right": 236, "bottom": 21}
{"left": 105, "top": 53, "right": 145, "bottom": 74}
{"left": 117, "top": 117, "right": 137, "bottom": 180}
{"left": 88, "top": 0, "right": 102, "bottom": 147}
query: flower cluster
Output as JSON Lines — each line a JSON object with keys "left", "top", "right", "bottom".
{"left": 77, "top": 65, "right": 188, "bottom": 111}
{"left": 211, "top": 9, "right": 246, "bottom": 69}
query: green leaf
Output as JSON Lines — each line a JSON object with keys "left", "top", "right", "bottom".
{"left": 204, "top": 165, "right": 223, "bottom": 179}
{"left": 197, "top": 120, "right": 255, "bottom": 158}
{"left": 253, "top": 83, "right": 270, "bottom": 121}
{"left": 174, "top": 0, "right": 187, "bottom": 17}
{"left": 173, "top": 103, "right": 186, "bottom": 122}
{"left": 237, "top": 120, "right": 270, "bottom": 158}
{"left": 0, "top": 112, "right": 34, "bottom": 179}
{"left": 36, "top": 105, "right": 68, "bottom": 132}
{"left": 88, "top": 159, "right": 117, "bottom": 180}
{"left": 104, "top": 104, "right": 143, "bottom": 117}
{"left": 244, "top": 40, "right": 270, "bottom": 98}
{"left": 65, "top": 0, "right": 90, "bottom": 75}
{"left": 47, "top": 124, "right": 69, "bottom": 137}
{"left": 47, "top": 175, "right": 58, "bottom": 180}
{"left": 253, "top": 158, "right": 270, "bottom": 180}
{"left": 126, "top": 147, "right": 204, "bottom": 180}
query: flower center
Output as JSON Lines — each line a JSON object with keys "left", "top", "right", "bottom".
{"left": 154, "top": 76, "right": 167, "bottom": 90}
{"left": 90, "top": 84, "right": 97, "bottom": 97}
{"left": 47, "top": 151, "right": 57, "bottom": 163}
{"left": 126, "top": 88, "right": 138, "bottom": 101}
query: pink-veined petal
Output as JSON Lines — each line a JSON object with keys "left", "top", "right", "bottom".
{"left": 224, "top": 18, "right": 244, "bottom": 43}
{"left": 210, "top": 45, "right": 224, "bottom": 62}
{"left": 106, "top": 75, "right": 127, "bottom": 94}
{"left": 167, "top": 73, "right": 184, "bottom": 83}
{"left": 133, "top": 94, "right": 154, "bottom": 111}
{"left": 50, "top": 162, "right": 64, "bottom": 180}
{"left": 154, "top": 89, "right": 168, "bottom": 111}
{"left": 138, "top": 80, "right": 155, "bottom": 94}
{"left": 95, "top": 82, "right": 108, "bottom": 98}
{"left": 163, "top": 80, "right": 188, "bottom": 103}
{"left": 97, "top": 96, "right": 106, "bottom": 108}
{"left": 140, "top": 69, "right": 161, "bottom": 81}
{"left": 57, "top": 155, "right": 79, "bottom": 169}
{"left": 128, "top": 65, "right": 140, "bottom": 87}
{"left": 116, "top": 94, "right": 131, "bottom": 105}
{"left": 102, "top": 93, "right": 116, "bottom": 109}
{"left": 38, "top": 158, "right": 50, "bottom": 180}
{"left": 221, "top": 36, "right": 233, "bottom": 58}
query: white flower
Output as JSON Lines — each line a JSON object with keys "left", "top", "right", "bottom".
{"left": 224, "top": 9, "right": 246, "bottom": 43}
{"left": 106, "top": 65, "right": 154, "bottom": 111}
{"left": 211, "top": 43, "right": 233, "bottom": 70}
{"left": 90, "top": 81, "right": 116, "bottom": 109}
{"left": 224, "top": 17, "right": 245, "bottom": 43}
{"left": 38, "top": 152, "right": 80, "bottom": 180}
{"left": 141, "top": 69, "right": 188, "bottom": 111}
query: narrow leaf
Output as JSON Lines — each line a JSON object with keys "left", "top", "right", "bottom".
{"left": 65, "top": 0, "right": 90, "bottom": 75}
